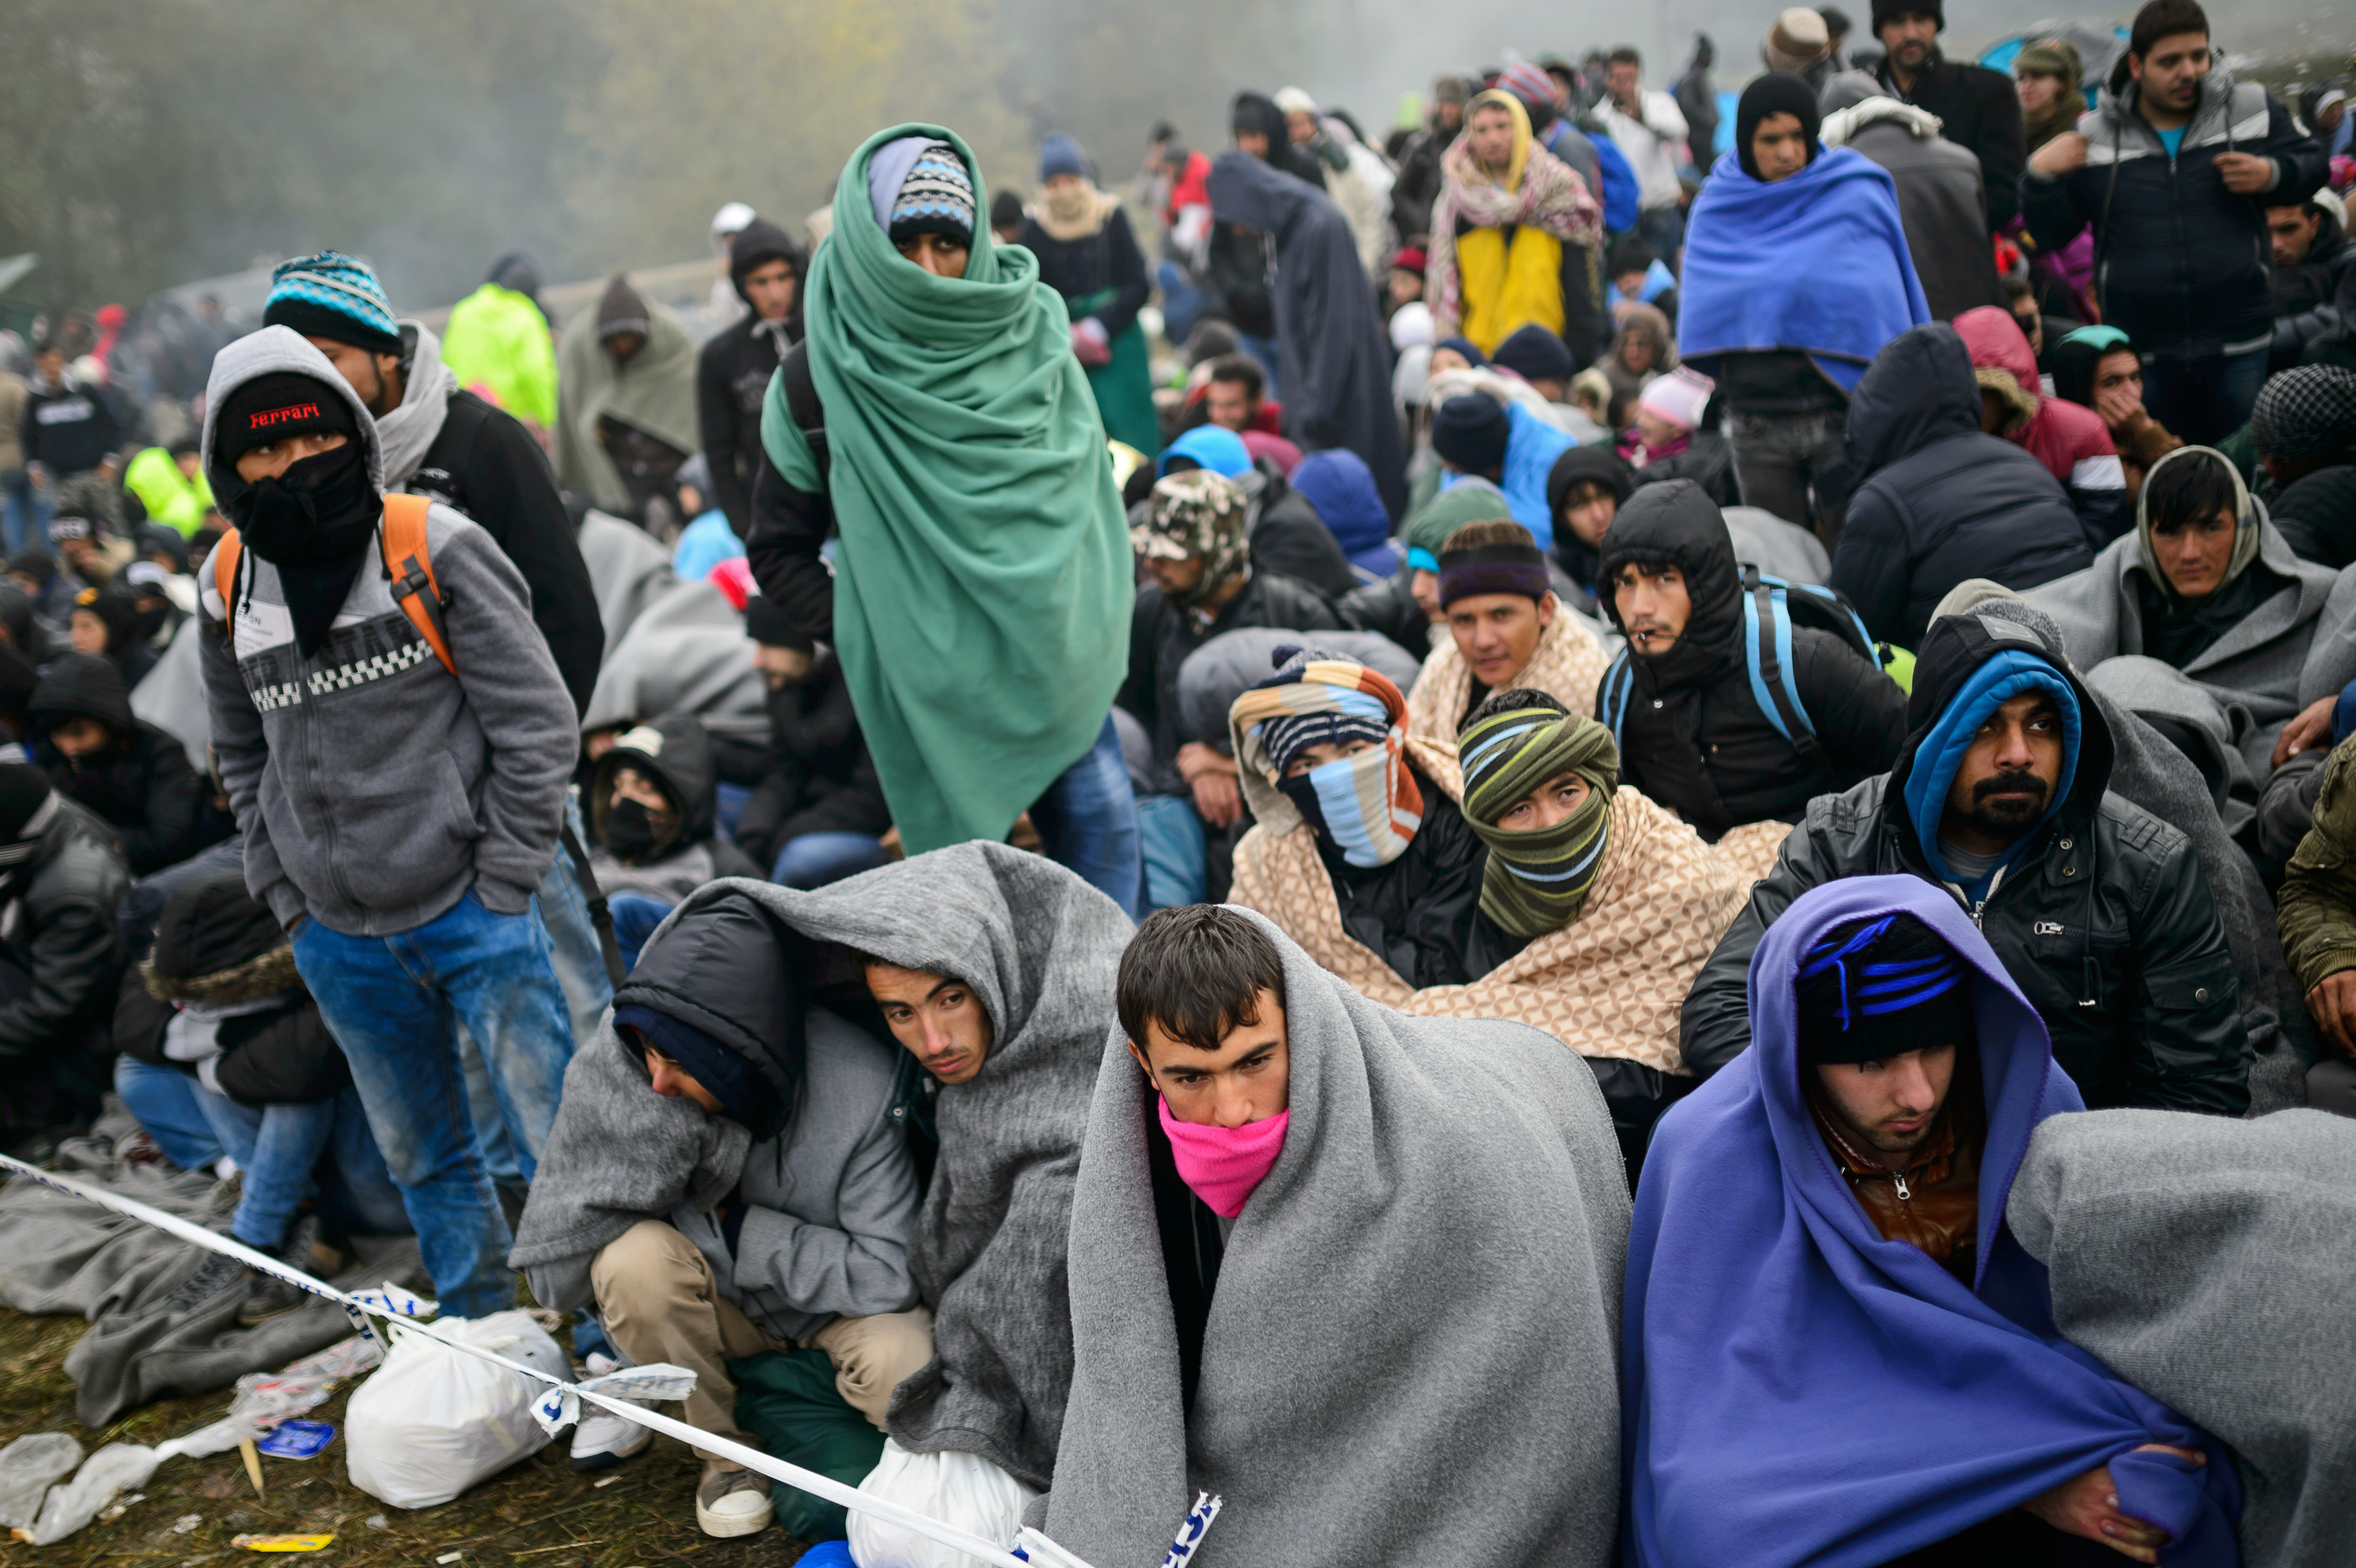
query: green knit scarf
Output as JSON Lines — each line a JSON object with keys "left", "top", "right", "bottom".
{"left": 1459, "top": 704, "right": 1620, "bottom": 937}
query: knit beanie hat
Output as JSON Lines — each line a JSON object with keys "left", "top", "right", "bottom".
{"left": 1497, "top": 61, "right": 1560, "bottom": 119}
{"left": 1438, "top": 521, "right": 1551, "bottom": 608}
{"left": 261, "top": 252, "right": 402, "bottom": 357}
{"left": 868, "top": 137, "right": 976, "bottom": 247}
{"left": 1433, "top": 74, "right": 1476, "bottom": 107}
{"left": 614, "top": 1005, "right": 783, "bottom": 1140}
{"left": 1039, "top": 133, "right": 1090, "bottom": 183}
{"left": 1794, "top": 911, "right": 1975, "bottom": 1065}
{"left": 742, "top": 592, "right": 807, "bottom": 652}
{"left": 1639, "top": 367, "right": 1715, "bottom": 432}
{"left": 595, "top": 276, "right": 652, "bottom": 342}
{"left": 46, "top": 511, "right": 104, "bottom": 545}
{"left": 1763, "top": 8, "right": 1832, "bottom": 73}
{"left": 70, "top": 585, "right": 135, "bottom": 652}
{"left": 2250, "top": 366, "right": 2356, "bottom": 466}
{"left": 1273, "top": 87, "right": 1318, "bottom": 118}
{"left": 211, "top": 371, "right": 359, "bottom": 472}
{"left": 1402, "top": 484, "right": 1514, "bottom": 568}
{"left": 1869, "top": 0, "right": 1941, "bottom": 33}
{"left": 1492, "top": 325, "right": 1577, "bottom": 385}
{"left": 1432, "top": 392, "right": 1513, "bottom": 474}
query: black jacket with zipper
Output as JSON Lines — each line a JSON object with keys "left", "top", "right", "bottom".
{"left": 733, "top": 653, "right": 891, "bottom": 871}
{"left": 1877, "top": 48, "right": 2028, "bottom": 231}
{"left": 2023, "top": 72, "right": 2326, "bottom": 361}
{"left": 1680, "top": 600, "right": 2249, "bottom": 1115}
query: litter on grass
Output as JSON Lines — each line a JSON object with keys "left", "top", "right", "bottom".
{"left": 232, "top": 1533, "right": 334, "bottom": 1551}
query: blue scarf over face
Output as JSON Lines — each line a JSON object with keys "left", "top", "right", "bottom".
{"left": 1677, "top": 145, "right": 1931, "bottom": 394}
{"left": 1620, "top": 875, "right": 2240, "bottom": 1568}
{"left": 1898, "top": 650, "right": 2082, "bottom": 900}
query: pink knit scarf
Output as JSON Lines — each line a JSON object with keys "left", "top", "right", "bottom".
{"left": 1158, "top": 1100, "right": 1291, "bottom": 1218}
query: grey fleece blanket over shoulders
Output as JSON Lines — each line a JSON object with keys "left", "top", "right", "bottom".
{"left": 513, "top": 843, "right": 1123, "bottom": 1491}
{"left": 2008, "top": 1109, "right": 2356, "bottom": 1568}
{"left": 1046, "top": 908, "right": 1630, "bottom": 1568}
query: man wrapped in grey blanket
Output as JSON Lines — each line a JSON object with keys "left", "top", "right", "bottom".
{"left": 1047, "top": 905, "right": 1630, "bottom": 1568}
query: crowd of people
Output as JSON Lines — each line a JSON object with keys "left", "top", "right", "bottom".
{"left": 2, "top": 0, "right": 2354, "bottom": 1561}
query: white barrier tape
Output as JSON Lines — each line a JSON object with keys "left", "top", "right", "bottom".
{"left": 0, "top": 1154, "right": 1095, "bottom": 1568}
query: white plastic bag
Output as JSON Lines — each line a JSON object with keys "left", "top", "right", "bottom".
{"left": 343, "top": 1311, "right": 569, "bottom": 1509}
{"left": 0, "top": 1434, "right": 81, "bottom": 1532}
{"left": 21, "top": 1443, "right": 160, "bottom": 1544}
{"left": 847, "top": 1441, "right": 1039, "bottom": 1568}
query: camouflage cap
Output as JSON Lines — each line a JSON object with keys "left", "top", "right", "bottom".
{"left": 1133, "top": 470, "right": 1248, "bottom": 562}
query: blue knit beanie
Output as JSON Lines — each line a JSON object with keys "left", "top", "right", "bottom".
{"left": 1040, "top": 134, "right": 1090, "bottom": 182}
{"left": 262, "top": 251, "right": 402, "bottom": 356}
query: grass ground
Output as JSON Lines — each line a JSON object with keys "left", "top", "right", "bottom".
{"left": 0, "top": 1308, "right": 812, "bottom": 1568}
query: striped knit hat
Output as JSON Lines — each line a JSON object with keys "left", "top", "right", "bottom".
{"left": 883, "top": 140, "right": 976, "bottom": 246}
{"left": 1231, "top": 647, "right": 1424, "bottom": 868}
{"left": 262, "top": 252, "right": 402, "bottom": 356}
{"left": 1459, "top": 693, "right": 1618, "bottom": 937}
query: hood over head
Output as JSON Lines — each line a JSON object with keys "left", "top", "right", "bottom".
{"left": 611, "top": 888, "right": 809, "bottom": 1141}
{"left": 146, "top": 863, "right": 298, "bottom": 1006}
{"left": 1892, "top": 599, "right": 2109, "bottom": 891}
{"left": 1596, "top": 478, "right": 1742, "bottom": 661}
{"left": 1547, "top": 445, "right": 1634, "bottom": 518}
{"left": 1734, "top": 70, "right": 1824, "bottom": 179}
{"left": 592, "top": 710, "right": 719, "bottom": 855}
{"left": 1287, "top": 448, "right": 1393, "bottom": 557}
{"left": 29, "top": 651, "right": 135, "bottom": 736}
{"left": 2048, "top": 324, "right": 2133, "bottom": 412}
{"left": 1955, "top": 306, "right": 2042, "bottom": 432}
{"left": 200, "top": 326, "right": 385, "bottom": 516}
{"left": 727, "top": 217, "right": 804, "bottom": 304}
{"left": 1207, "top": 148, "right": 1321, "bottom": 241}
{"left": 2135, "top": 445, "right": 2262, "bottom": 602}
{"left": 1844, "top": 322, "right": 1980, "bottom": 480}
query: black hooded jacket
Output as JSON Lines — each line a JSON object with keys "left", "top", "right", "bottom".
{"left": 1599, "top": 481, "right": 1905, "bottom": 839}
{"left": 0, "top": 792, "right": 129, "bottom": 1071}
{"left": 1120, "top": 568, "right": 1340, "bottom": 796}
{"left": 1830, "top": 324, "right": 2091, "bottom": 647}
{"left": 1206, "top": 150, "right": 1410, "bottom": 521}
{"left": 1680, "top": 600, "right": 2249, "bottom": 1115}
{"left": 697, "top": 218, "right": 806, "bottom": 535}
{"left": 611, "top": 889, "right": 807, "bottom": 1135}
{"left": 1240, "top": 460, "right": 1359, "bottom": 602}
{"left": 590, "top": 711, "right": 763, "bottom": 880}
{"left": 733, "top": 653, "right": 893, "bottom": 870}
{"left": 29, "top": 653, "right": 205, "bottom": 876}
{"left": 2271, "top": 206, "right": 2356, "bottom": 370}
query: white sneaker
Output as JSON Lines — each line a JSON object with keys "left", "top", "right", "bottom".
{"left": 695, "top": 1467, "right": 773, "bottom": 1538}
{"left": 568, "top": 1397, "right": 654, "bottom": 1472}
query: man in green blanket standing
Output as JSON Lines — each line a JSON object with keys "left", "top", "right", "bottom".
{"left": 746, "top": 127, "right": 1142, "bottom": 917}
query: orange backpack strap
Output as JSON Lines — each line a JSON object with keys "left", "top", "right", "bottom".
{"left": 379, "top": 493, "right": 455, "bottom": 677}
{"left": 211, "top": 530, "right": 244, "bottom": 652}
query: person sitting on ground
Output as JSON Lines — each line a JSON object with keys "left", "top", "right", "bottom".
{"left": 2047, "top": 325, "right": 2183, "bottom": 507}
{"left": 1287, "top": 448, "right": 1398, "bottom": 581}
{"left": 2248, "top": 363, "right": 2356, "bottom": 569}
{"left": 515, "top": 888, "right": 929, "bottom": 1540}
{"left": 1155, "top": 424, "right": 1356, "bottom": 601}
{"left": 1336, "top": 485, "right": 1517, "bottom": 660}
{"left": 1427, "top": 390, "right": 1574, "bottom": 546}
{"left": 1404, "top": 519, "right": 1609, "bottom": 753}
{"left": 2268, "top": 189, "right": 2356, "bottom": 371}
{"left": 1680, "top": 72, "right": 1930, "bottom": 541}
{"left": 1047, "top": 903, "right": 1630, "bottom": 1568}
{"left": 1437, "top": 690, "right": 1754, "bottom": 1173}
{"left": 47, "top": 510, "right": 131, "bottom": 593}
{"left": 1188, "top": 354, "right": 1298, "bottom": 473}
{"left": 1681, "top": 595, "right": 2250, "bottom": 1116}
{"left": 28, "top": 652, "right": 204, "bottom": 876}
{"left": 124, "top": 864, "right": 408, "bottom": 1325}
{"left": 1598, "top": 482, "right": 1905, "bottom": 858}
{"left": 1956, "top": 305, "right": 2130, "bottom": 549}
{"left": 2265, "top": 733, "right": 2356, "bottom": 1117}
{"left": 1227, "top": 647, "right": 1482, "bottom": 989}
{"left": 1626, "top": 876, "right": 2241, "bottom": 1567}
{"left": 731, "top": 594, "right": 891, "bottom": 892}
{"left": 1591, "top": 301, "right": 1675, "bottom": 431}
{"left": 68, "top": 581, "right": 161, "bottom": 688}
{"left": 1122, "top": 472, "right": 1340, "bottom": 911}
{"left": 1490, "top": 323, "right": 1580, "bottom": 405}
{"left": 0, "top": 763, "right": 130, "bottom": 1139}
{"left": 587, "top": 715, "right": 764, "bottom": 968}
{"left": 1833, "top": 323, "right": 2093, "bottom": 648}
{"left": 1607, "top": 237, "right": 1678, "bottom": 322}
{"left": 1544, "top": 445, "right": 1634, "bottom": 616}
{"left": 2028, "top": 445, "right": 2356, "bottom": 784}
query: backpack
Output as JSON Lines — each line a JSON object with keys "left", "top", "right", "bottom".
{"left": 1601, "top": 567, "right": 1896, "bottom": 761}
{"left": 211, "top": 492, "right": 453, "bottom": 674}
{"left": 779, "top": 341, "right": 830, "bottom": 490}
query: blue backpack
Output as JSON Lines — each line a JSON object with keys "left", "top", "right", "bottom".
{"left": 1601, "top": 568, "right": 1886, "bottom": 761}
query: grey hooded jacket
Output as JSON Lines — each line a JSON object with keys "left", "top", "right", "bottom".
{"left": 199, "top": 328, "right": 578, "bottom": 937}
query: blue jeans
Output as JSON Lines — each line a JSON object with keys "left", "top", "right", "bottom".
{"left": 290, "top": 889, "right": 575, "bottom": 1319}
{"left": 607, "top": 891, "right": 673, "bottom": 973}
{"left": 112, "top": 1055, "right": 227, "bottom": 1173}
{"left": 195, "top": 1084, "right": 409, "bottom": 1251}
{"left": 1135, "top": 793, "right": 1209, "bottom": 910}
{"left": 771, "top": 832, "right": 893, "bottom": 889}
{"left": 2140, "top": 348, "right": 2270, "bottom": 448}
{"left": 714, "top": 782, "right": 751, "bottom": 845}
{"left": 1029, "top": 714, "right": 1145, "bottom": 922}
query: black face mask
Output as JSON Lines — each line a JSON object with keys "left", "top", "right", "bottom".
{"left": 228, "top": 441, "right": 382, "bottom": 660}
{"left": 604, "top": 796, "right": 668, "bottom": 863}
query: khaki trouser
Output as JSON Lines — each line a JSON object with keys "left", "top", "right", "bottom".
{"left": 589, "top": 1218, "right": 935, "bottom": 1466}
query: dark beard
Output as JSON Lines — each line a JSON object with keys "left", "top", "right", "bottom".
{"left": 1958, "top": 770, "right": 2050, "bottom": 838}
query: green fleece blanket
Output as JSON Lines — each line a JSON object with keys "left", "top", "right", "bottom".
{"left": 763, "top": 123, "right": 1131, "bottom": 855}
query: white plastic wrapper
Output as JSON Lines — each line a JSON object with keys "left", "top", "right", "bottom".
{"left": 344, "top": 1312, "right": 570, "bottom": 1509}
{"left": 847, "top": 1441, "right": 1038, "bottom": 1568}
{"left": 0, "top": 1435, "right": 81, "bottom": 1531}
{"left": 529, "top": 1363, "right": 697, "bottom": 1436}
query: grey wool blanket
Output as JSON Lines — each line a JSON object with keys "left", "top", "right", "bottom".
{"left": 1045, "top": 908, "right": 1630, "bottom": 1568}
{"left": 514, "top": 843, "right": 1123, "bottom": 1491}
{"left": 2008, "top": 1109, "right": 2356, "bottom": 1568}
{"left": 0, "top": 1103, "right": 419, "bottom": 1426}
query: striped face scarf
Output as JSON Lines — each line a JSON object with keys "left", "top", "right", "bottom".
{"left": 1459, "top": 704, "right": 1619, "bottom": 937}
{"left": 1231, "top": 652, "right": 1424, "bottom": 868}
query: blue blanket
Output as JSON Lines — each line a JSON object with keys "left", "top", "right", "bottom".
{"left": 1677, "top": 146, "right": 1930, "bottom": 395}
{"left": 1622, "top": 875, "right": 2240, "bottom": 1568}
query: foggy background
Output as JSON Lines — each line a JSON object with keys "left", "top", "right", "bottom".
{"left": 2, "top": 0, "right": 2347, "bottom": 322}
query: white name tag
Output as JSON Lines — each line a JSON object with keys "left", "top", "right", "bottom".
{"left": 235, "top": 597, "right": 295, "bottom": 653}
